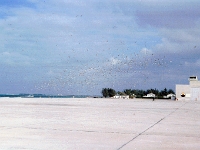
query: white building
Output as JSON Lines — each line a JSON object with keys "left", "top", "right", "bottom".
{"left": 176, "top": 76, "right": 200, "bottom": 100}
{"left": 113, "top": 95, "right": 129, "bottom": 99}
{"left": 143, "top": 93, "right": 155, "bottom": 98}
{"left": 166, "top": 93, "right": 176, "bottom": 98}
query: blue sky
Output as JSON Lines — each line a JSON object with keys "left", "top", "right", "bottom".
{"left": 0, "top": 0, "right": 200, "bottom": 95}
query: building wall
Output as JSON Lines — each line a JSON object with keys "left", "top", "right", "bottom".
{"left": 176, "top": 77, "right": 200, "bottom": 100}
{"left": 190, "top": 80, "right": 200, "bottom": 88}
{"left": 176, "top": 84, "right": 190, "bottom": 99}
{"left": 190, "top": 87, "right": 200, "bottom": 100}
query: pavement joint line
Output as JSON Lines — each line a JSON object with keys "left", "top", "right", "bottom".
{"left": 117, "top": 102, "right": 188, "bottom": 150}
{"left": 1, "top": 126, "right": 134, "bottom": 135}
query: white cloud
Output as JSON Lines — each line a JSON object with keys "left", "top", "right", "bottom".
{"left": 185, "top": 59, "right": 200, "bottom": 67}
{"left": 160, "top": 28, "right": 200, "bottom": 44}
{"left": 140, "top": 48, "right": 152, "bottom": 55}
{"left": 195, "top": 59, "right": 200, "bottom": 67}
{"left": 154, "top": 24, "right": 200, "bottom": 56}
{"left": 0, "top": 51, "right": 32, "bottom": 66}
{"left": 109, "top": 57, "right": 121, "bottom": 65}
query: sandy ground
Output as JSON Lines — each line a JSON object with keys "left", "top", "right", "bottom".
{"left": 0, "top": 97, "right": 200, "bottom": 150}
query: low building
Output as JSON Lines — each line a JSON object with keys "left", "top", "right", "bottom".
{"left": 113, "top": 94, "right": 129, "bottom": 99}
{"left": 143, "top": 93, "right": 155, "bottom": 98}
{"left": 176, "top": 76, "right": 200, "bottom": 100}
{"left": 166, "top": 93, "right": 176, "bottom": 98}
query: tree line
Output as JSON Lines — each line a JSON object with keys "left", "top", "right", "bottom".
{"left": 101, "top": 88, "right": 175, "bottom": 98}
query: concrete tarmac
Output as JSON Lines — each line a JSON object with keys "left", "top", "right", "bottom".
{"left": 0, "top": 98, "right": 200, "bottom": 150}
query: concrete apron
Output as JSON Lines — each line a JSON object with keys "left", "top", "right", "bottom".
{"left": 0, "top": 98, "right": 199, "bottom": 150}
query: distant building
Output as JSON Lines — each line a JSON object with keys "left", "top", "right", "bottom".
{"left": 143, "top": 93, "right": 155, "bottom": 98}
{"left": 166, "top": 93, "right": 176, "bottom": 98}
{"left": 176, "top": 76, "right": 200, "bottom": 100}
{"left": 113, "top": 94, "right": 129, "bottom": 99}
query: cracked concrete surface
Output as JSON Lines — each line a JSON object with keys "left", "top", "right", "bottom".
{"left": 0, "top": 98, "right": 200, "bottom": 150}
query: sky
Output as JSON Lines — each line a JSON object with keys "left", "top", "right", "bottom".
{"left": 0, "top": 0, "right": 200, "bottom": 95}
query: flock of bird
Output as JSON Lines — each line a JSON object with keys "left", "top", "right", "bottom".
{"left": 34, "top": 47, "right": 172, "bottom": 95}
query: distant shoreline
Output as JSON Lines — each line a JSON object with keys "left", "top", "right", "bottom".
{"left": 0, "top": 94, "right": 94, "bottom": 98}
